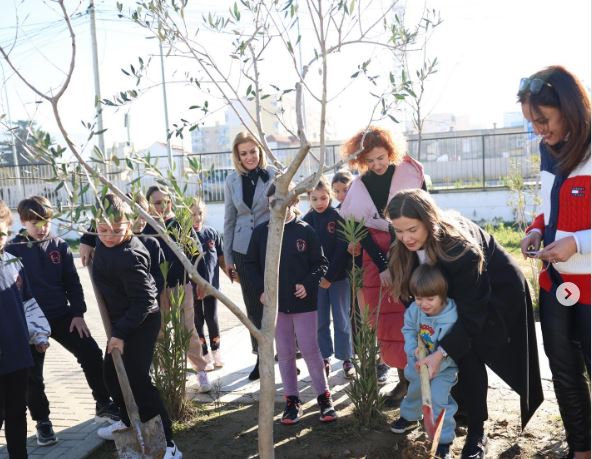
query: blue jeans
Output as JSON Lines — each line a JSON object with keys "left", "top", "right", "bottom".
{"left": 400, "top": 360, "right": 458, "bottom": 444}
{"left": 316, "top": 278, "right": 353, "bottom": 361}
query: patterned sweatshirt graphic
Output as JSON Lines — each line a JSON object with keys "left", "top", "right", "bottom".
{"left": 402, "top": 298, "right": 458, "bottom": 372}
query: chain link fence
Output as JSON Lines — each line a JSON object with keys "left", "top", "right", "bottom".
{"left": 0, "top": 132, "right": 539, "bottom": 208}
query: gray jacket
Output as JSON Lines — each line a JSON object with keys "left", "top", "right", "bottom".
{"left": 223, "top": 166, "right": 278, "bottom": 265}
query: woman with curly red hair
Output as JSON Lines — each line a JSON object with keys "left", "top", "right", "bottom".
{"left": 339, "top": 126, "right": 425, "bottom": 403}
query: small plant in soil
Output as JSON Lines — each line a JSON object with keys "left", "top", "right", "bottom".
{"left": 339, "top": 218, "right": 385, "bottom": 428}
{"left": 152, "top": 273, "right": 192, "bottom": 419}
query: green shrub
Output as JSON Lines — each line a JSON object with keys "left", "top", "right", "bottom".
{"left": 339, "top": 218, "right": 385, "bottom": 428}
{"left": 152, "top": 282, "right": 192, "bottom": 419}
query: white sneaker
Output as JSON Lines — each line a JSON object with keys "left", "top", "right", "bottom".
{"left": 198, "top": 371, "right": 211, "bottom": 393}
{"left": 204, "top": 360, "right": 215, "bottom": 372}
{"left": 164, "top": 441, "right": 183, "bottom": 458}
{"left": 97, "top": 420, "right": 126, "bottom": 440}
{"left": 212, "top": 349, "right": 224, "bottom": 368}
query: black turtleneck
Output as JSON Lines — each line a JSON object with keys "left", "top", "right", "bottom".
{"left": 361, "top": 164, "right": 396, "bottom": 217}
{"left": 241, "top": 167, "right": 269, "bottom": 209}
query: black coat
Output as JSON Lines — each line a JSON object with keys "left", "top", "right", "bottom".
{"left": 430, "top": 221, "right": 543, "bottom": 428}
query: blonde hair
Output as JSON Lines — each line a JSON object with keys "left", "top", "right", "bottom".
{"left": 191, "top": 196, "right": 206, "bottom": 214}
{"left": 97, "top": 193, "right": 132, "bottom": 224}
{"left": 386, "top": 189, "right": 485, "bottom": 301}
{"left": 0, "top": 200, "right": 12, "bottom": 226}
{"left": 232, "top": 131, "right": 267, "bottom": 174}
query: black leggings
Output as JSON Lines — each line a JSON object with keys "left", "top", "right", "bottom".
{"left": 233, "top": 250, "right": 263, "bottom": 354}
{"left": 103, "top": 312, "right": 173, "bottom": 444}
{"left": 540, "top": 289, "right": 590, "bottom": 452}
{"left": 0, "top": 368, "right": 29, "bottom": 459}
{"left": 451, "top": 347, "right": 489, "bottom": 433}
{"left": 194, "top": 295, "right": 220, "bottom": 353}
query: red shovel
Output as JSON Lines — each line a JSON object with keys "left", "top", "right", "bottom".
{"left": 417, "top": 337, "right": 446, "bottom": 457}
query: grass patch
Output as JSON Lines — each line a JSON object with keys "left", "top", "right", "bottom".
{"left": 482, "top": 222, "right": 541, "bottom": 315}
{"left": 484, "top": 222, "right": 522, "bottom": 255}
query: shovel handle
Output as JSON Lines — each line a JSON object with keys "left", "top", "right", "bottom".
{"left": 417, "top": 337, "right": 432, "bottom": 408}
{"left": 87, "top": 266, "right": 142, "bottom": 426}
{"left": 111, "top": 348, "right": 142, "bottom": 425}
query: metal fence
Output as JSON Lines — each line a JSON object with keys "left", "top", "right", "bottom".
{"left": 0, "top": 132, "right": 539, "bottom": 207}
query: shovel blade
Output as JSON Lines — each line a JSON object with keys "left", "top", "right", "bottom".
{"left": 112, "top": 415, "right": 167, "bottom": 459}
{"left": 428, "top": 408, "right": 446, "bottom": 457}
{"left": 422, "top": 404, "right": 435, "bottom": 438}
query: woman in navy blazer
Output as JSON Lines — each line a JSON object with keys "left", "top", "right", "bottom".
{"left": 223, "top": 131, "right": 278, "bottom": 380}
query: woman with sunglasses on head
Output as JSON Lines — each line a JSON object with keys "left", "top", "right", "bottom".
{"left": 518, "top": 66, "right": 590, "bottom": 459}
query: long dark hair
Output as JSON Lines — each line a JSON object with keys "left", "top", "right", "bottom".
{"left": 518, "top": 65, "right": 591, "bottom": 176}
{"left": 386, "top": 189, "right": 484, "bottom": 301}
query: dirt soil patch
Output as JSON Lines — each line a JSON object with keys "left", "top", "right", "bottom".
{"left": 87, "top": 385, "right": 568, "bottom": 459}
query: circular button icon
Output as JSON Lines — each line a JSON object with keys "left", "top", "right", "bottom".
{"left": 556, "top": 282, "right": 580, "bottom": 307}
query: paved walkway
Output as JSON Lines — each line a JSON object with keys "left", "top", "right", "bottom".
{"left": 0, "top": 260, "right": 245, "bottom": 458}
{"left": 1, "top": 258, "right": 557, "bottom": 458}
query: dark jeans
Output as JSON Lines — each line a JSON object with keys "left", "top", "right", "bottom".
{"left": 233, "top": 251, "right": 263, "bottom": 354}
{"left": 0, "top": 368, "right": 29, "bottom": 459}
{"left": 194, "top": 295, "right": 220, "bottom": 354}
{"left": 103, "top": 312, "right": 173, "bottom": 443}
{"left": 27, "top": 314, "right": 110, "bottom": 421}
{"left": 451, "top": 347, "right": 489, "bottom": 433}
{"left": 540, "top": 289, "right": 591, "bottom": 452}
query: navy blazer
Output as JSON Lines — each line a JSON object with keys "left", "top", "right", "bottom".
{"left": 223, "top": 166, "right": 278, "bottom": 265}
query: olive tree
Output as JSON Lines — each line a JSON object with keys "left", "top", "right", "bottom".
{"left": 1, "top": 1, "right": 439, "bottom": 457}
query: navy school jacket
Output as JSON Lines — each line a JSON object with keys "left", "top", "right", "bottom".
{"left": 81, "top": 229, "right": 165, "bottom": 296}
{"left": 0, "top": 251, "right": 51, "bottom": 374}
{"left": 245, "top": 217, "right": 328, "bottom": 314}
{"left": 303, "top": 206, "right": 349, "bottom": 282}
{"left": 7, "top": 233, "right": 86, "bottom": 320}
{"left": 193, "top": 225, "right": 223, "bottom": 289}
{"left": 92, "top": 236, "right": 159, "bottom": 340}
{"left": 142, "top": 218, "right": 198, "bottom": 288}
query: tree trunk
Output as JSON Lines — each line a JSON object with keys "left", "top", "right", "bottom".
{"left": 257, "top": 202, "right": 287, "bottom": 459}
{"left": 257, "top": 335, "right": 276, "bottom": 459}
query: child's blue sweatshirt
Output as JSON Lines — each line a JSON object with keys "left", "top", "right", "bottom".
{"left": 402, "top": 298, "right": 458, "bottom": 373}
{"left": 0, "top": 251, "right": 51, "bottom": 374}
{"left": 303, "top": 206, "right": 348, "bottom": 282}
{"left": 7, "top": 233, "right": 86, "bottom": 320}
{"left": 245, "top": 217, "right": 328, "bottom": 314}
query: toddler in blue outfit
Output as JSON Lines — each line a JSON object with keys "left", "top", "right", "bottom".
{"left": 390, "top": 264, "right": 458, "bottom": 459}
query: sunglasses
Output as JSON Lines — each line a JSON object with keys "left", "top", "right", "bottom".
{"left": 518, "top": 77, "right": 553, "bottom": 95}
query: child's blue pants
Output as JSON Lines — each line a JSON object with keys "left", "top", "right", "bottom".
{"left": 316, "top": 277, "right": 353, "bottom": 361}
{"left": 400, "top": 361, "right": 458, "bottom": 444}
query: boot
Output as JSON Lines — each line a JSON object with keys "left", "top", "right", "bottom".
{"left": 248, "top": 357, "right": 260, "bottom": 381}
{"left": 383, "top": 368, "right": 408, "bottom": 408}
